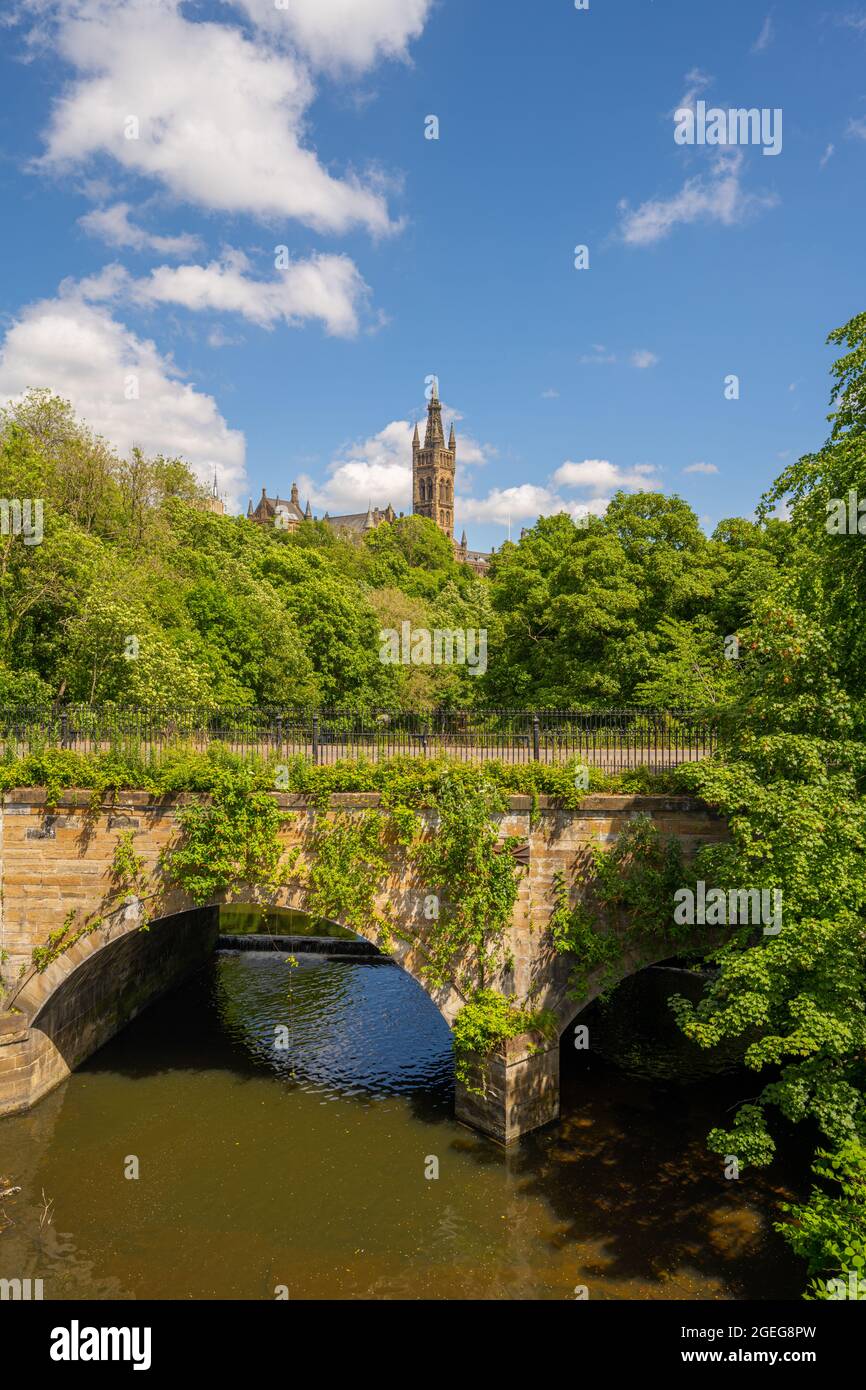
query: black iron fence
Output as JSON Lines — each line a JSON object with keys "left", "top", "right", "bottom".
{"left": 0, "top": 706, "right": 719, "bottom": 771}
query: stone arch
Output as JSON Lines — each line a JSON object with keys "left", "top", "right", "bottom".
{"left": 551, "top": 931, "right": 720, "bottom": 1041}
{"left": 9, "top": 883, "right": 461, "bottom": 1116}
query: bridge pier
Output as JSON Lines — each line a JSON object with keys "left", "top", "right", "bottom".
{"left": 454, "top": 1035, "right": 560, "bottom": 1144}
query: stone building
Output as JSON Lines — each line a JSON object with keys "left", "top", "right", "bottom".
{"left": 196, "top": 471, "right": 226, "bottom": 516}
{"left": 246, "top": 482, "right": 310, "bottom": 532}
{"left": 248, "top": 380, "right": 490, "bottom": 570}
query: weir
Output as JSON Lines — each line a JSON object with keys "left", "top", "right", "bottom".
{"left": 0, "top": 791, "right": 726, "bottom": 1142}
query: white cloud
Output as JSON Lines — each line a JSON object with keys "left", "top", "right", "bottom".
{"left": 74, "top": 250, "right": 371, "bottom": 338}
{"left": 618, "top": 150, "right": 779, "bottom": 246}
{"left": 620, "top": 70, "right": 779, "bottom": 246}
{"left": 302, "top": 420, "right": 414, "bottom": 514}
{"left": 751, "top": 16, "right": 774, "bottom": 54}
{"left": 78, "top": 201, "right": 203, "bottom": 257}
{"left": 682, "top": 461, "right": 718, "bottom": 475}
{"left": 232, "top": 0, "right": 434, "bottom": 73}
{"left": 457, "top": 485, "right": 609, "bottom": 527}
{"left": 33, "top": 0, "right": 399, "bottom": 236}
{"left": 541, "top": 388, "right": 559, "bottom": 399}
{"left": 0, "top": 287, "right": 246, "bottom": 508}
{"left": 458, "top": 485, "right": 571, "bottom": 526}
{"left": 459, "top": 458, "right": 660, "bottom": 527}
{"left": 301, "top": 406, "right": 493, "bottom": 515}
{"left": 820, "top": 143, "right": 835, "bottom": 168}
{"left": 142, "top": 254, "right": 368, "bottom": 338}
{"left": 677, "top": 68, "right": 713, "bottom": 113}
{"left": 551, "top": 459, "right": 659, "bottom": 495}
{"left": 847, "top": 116, "right": 866, "bottom": 141}
{"left": 631, "top": 349, "right": 659, "bottom": 369}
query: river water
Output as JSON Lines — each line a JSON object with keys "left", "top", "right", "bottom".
{"left": 0, "top": 919, "right": 805, "bottom": 1301}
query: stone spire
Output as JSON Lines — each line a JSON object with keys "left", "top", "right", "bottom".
{"left": 304, "top": 499, "right": 312, "bottom": 520}
{"left": 364, "top": 502, "right": 376, "bottom": 530}
{"left": 424, "top": 380, "right": 445, "bottom": 448}
{"left": 412, "top": 420, "right": 420, "bottom": 449}
{"left": 448, "top": 422, "right": 456, "bottom": 451}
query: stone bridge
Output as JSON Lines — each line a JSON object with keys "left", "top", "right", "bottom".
{"left": 0, "top": 790, "right": 726, "bottom": 1143}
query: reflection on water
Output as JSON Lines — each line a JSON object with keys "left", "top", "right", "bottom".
{"left": 586, "top": 965, "right": 746, "bottom": 1083}
{"left": 219, "top": 904, "right": 360, "bottom": 940}
{"left": 0, "top": 950, "right": 805, "bottom": 1301}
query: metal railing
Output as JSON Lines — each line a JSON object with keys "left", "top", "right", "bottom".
{"left": 0, "top": 706, "right": 719, "bottom": 771}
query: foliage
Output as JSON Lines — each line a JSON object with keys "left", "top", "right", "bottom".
{"left": 549, "top": 816, "right": 686, "bottom": 997}
{"left": 413, "top": 775, "right": 521, "bottom": 994}
{"left": 451, "top": 990, "right": 555, "bottom": 1090}
{"left": 304, "top": 811, "right": 394, "bottom": 946}
{"left": 777, "top": 1141, "right": 866, "bottom": 1298}
{"left": 164, "top": 764, "right": 296, "bottom": 906}
{"left": 0, "top": 745, "right": 674, "bottom": 802}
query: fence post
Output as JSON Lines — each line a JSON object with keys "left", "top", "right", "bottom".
{"left": 60, "top": 711, "right": 69, "bottom": 750}
{"left": 532, "top": 713, "right": 540, "bottom": 762}
{"left": 312, "top": 712, "right": 320, "bottom": 766}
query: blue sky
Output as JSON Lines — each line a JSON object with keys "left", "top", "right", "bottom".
{"left": 1, "top": 0, "right": 865, "bottom": 551}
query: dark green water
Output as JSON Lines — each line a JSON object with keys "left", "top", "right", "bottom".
{"left": 0, "top": 942, "right": 805, "bottom": 1301}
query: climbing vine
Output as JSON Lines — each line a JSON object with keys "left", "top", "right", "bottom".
{"left": 303, "top": 810, "right": 395, "bottom": 947}
{"left": 549, "top": 815, "right": 688, "bottom": 998}
{"left": 163, "top": 765, "right": 297, "bottom": 906}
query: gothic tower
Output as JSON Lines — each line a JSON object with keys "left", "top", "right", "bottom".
{"left": 412, "top": 378, "right": 455, "bottom": 538}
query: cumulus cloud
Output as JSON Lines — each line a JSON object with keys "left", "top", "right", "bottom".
{"left": 551, "top": 459, "right": 659, "bottom": 494}
{"left": 459, "top": 459, "right": 660, "bottom": 528}
{"left": 232, "top": 0, "right": 434, "bottom": 73}
{"left": 79, "top": 201, "right": 203, "bottom": 257}
{"left": 73, "top": 250, "right": 371, "bottom": 338}
{"left": 457, "top": 485, "right": 607, "bottom": 527}
{"left": 682, "top": 461, "right": 718, "bottom": 475}
{"left": 0, "top": 287, "right": 246, "bottom": 507}
{"left": 32, "top": 0, "right": 399, "bottom": 236}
